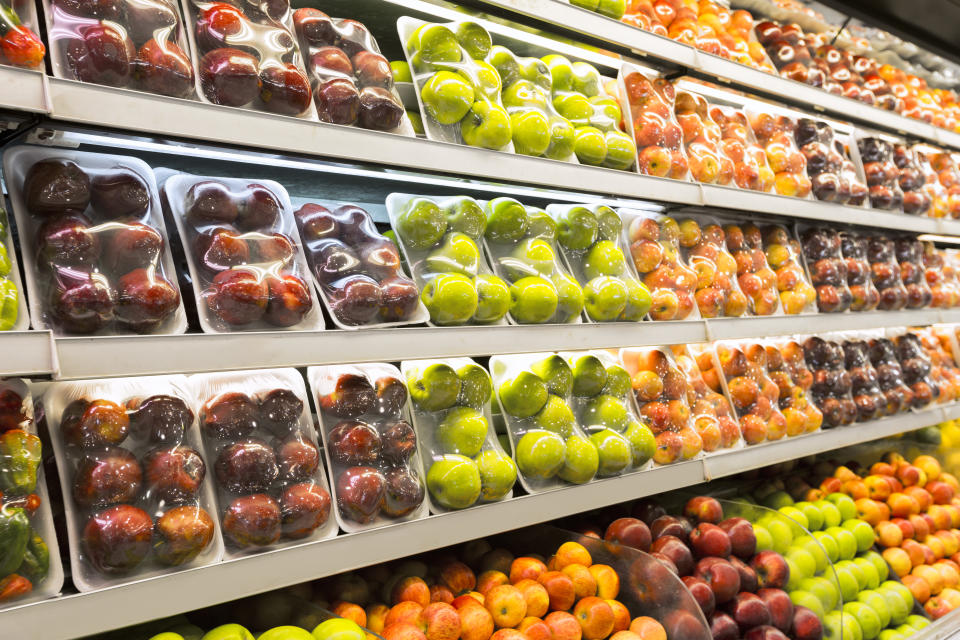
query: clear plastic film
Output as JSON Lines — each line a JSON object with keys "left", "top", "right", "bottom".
{"left": 0, "top": 201, "right": 28, "bottom": 330}
{"left": 760, "top": 340, "right": 824, "bottom": 434}
{"left": 759, "top": 223, "right": 817, "bottom": 315}
{"left": 546, "top": 203, "right": 649, "bottom": 323}
{"left": 674, "top": 214, "right": 749, "bottom": 319}
{"left": 308, "top": 363, "right": 427, "bottom": 531}
{"left": 745, "top": 107, "right": 812, "bottom": 198}
{"left": 0, "top": 0, "right": 44, "bottom": 68}
{"left": 722, "top": 220, "right": 781, "bottom": 316}
{"left": 915, "top": 327, "right": 960, "bottom": 404}
{"left": 292, "top": 10, "right": 413, "bottom": 135}
{"left": 191, "top": 368, "right": 336, "bottom": 554}
{"left": 674, "top": 90, "right": 736, "bottom": 186}
{"left": 915, "top": 144, "right": 960, "bottom": 219}
{"left": 43, "top": 375, "right": 222, "bottom": 590}
{"left": 401, "top": 357, "right": 515, "bottom": 513}
{"left": 794, "top": 117, "right": 868, "bottom": 205}
{"left": 922, "top": 242, "right": 960, "bottom": 309}
{"left": 292, "top": 201, "right": 426, "bottom": 329}
{"left": 798, "top": 224, "right": 854, "bottom": 313}
{"left": 838, "top": 230, "right": 881, "bottom": 312}
{"left": 866, "top": 234, "right": 909, "bottom": 311}
{"left": 618, "top": 62, "right": 689, "bottom": 180}
{"left": 892, "top": 143, "right": 932, "bottom": 216}
{"left": 3, "top": 145, "right": 186, "bottom": 336}
{"left": 668, "top": 344, "right": 743, "bottom": 453}
{"left": 801, "top": 334, "right": 857, "bottom": 427}
{"left": 856, "top": 133, "right": 905, "bottom": 211}
{"left": 863, "top": 332, "right": 917, "bottom": 413}
{"left": 708, "top": 103, "right": 775, "bottom": 192}
{"left": 893, "top": 235, "right": 933, "bottom": 309}
{"left": 385, "top": 193, "right": 510, "bottom": 327}
{"left": 164, "top": 172, "right": 321, "bottom": 333}
{"left": 838, "top": 333, "right": 894, "bottom": 421}
{"left": 889, "top": 329, "right": 945, "bottom": 409}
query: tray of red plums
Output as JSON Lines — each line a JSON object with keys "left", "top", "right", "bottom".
{"left": 4, "top": 146, "right": 186, "bottom": 336}
{"left": 163, "top": 172, "right": 322, "bottom": 333}
{"left": 44, "top": 376, "right": 222, "bottom": 591}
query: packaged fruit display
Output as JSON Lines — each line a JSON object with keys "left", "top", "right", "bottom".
{"left": 893, "top": 143, "right": 932, "bottom": 216}
{"left": 760, "top": 340, "right": 824, "bottom": 433}
{"left": 164, "top": 173, "right": 321, "bottom": 333}
{"left": 183, "top": 0, "right": 312, "bottom": 114}
{"left": 539, "top": 53, "right": 637, "bottom": 169}
{"left": 675, "top": 215, "right": 749, "bottom": 318}
{"left": 622, "top": 211, "right": 699, "bottom": 321}
{"left": 892, "top": 331, "right": 943, "bottom": 408}
{"left": 799, "top": 225, "right": 854, "bottom": 313}
{"left": 759, "top": 223, "right": 816, "bottom": 315}
{"left": 481, "top": 198, "right": 583, "bottom": 324}
{"left": 802, "top": 335, "right": 857, "bottom": 427}
{"left": 708, "top": 103, "right": 775, "bottom": 192}
{"left": 619, "top": 63, "right": 688, "bottom": 179}
{"left": 293, "top": 201, "right": 427, "bottom": 329}
{"left": 894, "top": 236, "right": 934, "bottom": 310}
{"left": 746, "top": 109, "right": 812, "bottom": 198}
{"left": 0, "top": 205, "right": 27, "bottom": 330}
{"left": 673, "top": 89, "right": 735, "bottom": 186}
{"left": 793, "top": 117, "right": 868, "bottom": 205}
{"left": 919, "top": 146, "right": 960, "bottom": 218}
{"left": 3, "top": 146, "right": 186, "bottom": 335}
{"left": 620, "top": 346, "right": 706, "bottom": 462}
{"left": 840, "top": 335, "right": 891, "bottom": 421}
{"left": 0, "top": 0, "right": 44, "bottom": 68}
{"left": 402, "top": 358, "right": 515, "bottom": 512}
{"left": 669, "top": 345, "right": 742, "bottom": 452}
{"left": 838, "top": 231, "right": 881, "bottom": 312}
{"left": 45, "top": 0, "right": 192, "bottom": 97}
{"left": 915, "top": 327, "right": 960, "bottom": 404}
{"left": 922, "top": 242, "right": 960, "bottom": 309}
{"left": 546, "top": 203, "right": 651, "bottom": 322}
{"left": 193, "top": 368, "right": 335, "bottom": 552}
{"left": 867, "top": 234, "right": 908, "bottom": 311}
{"left": 399, "top": 18, "right": 513, "bottom": 152}
{"left": 724, "top": 221, "right": 780, "bottom": 316}
{"left": 309, "top": 363, "right": 426, "bottom": 531}
{"left": 386, "top": 193, "right": 510, "bottom": 326}
{"left": 44, "top": 375, "right": 222, "bottom": 590}
{"left": 0, "top": 379, "right": 63, "bottom": 608}
{"left": 865, "top": 335, "right": 916, "bottom": 412}
{"left": 857, "top": 135, "right": 905, "bottom": 211}
{"left": 292, "top": 10, "right": 411, "bottom": 134}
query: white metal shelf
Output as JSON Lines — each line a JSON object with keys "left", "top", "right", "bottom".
{"left": 0, "top": 67, "right": 47, "bottom": 114}
{"left": 0, "top": 330, "right": 55, "bottom": 377}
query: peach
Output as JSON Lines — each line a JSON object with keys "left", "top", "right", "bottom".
{"left": 588, "top": 564, "right": 620, "bottom": 599}
{"left": 431, "top": 585, "right": 455, "bottom": 604}
{"left": 562, "top": 564, "right": 598, "bottom": 599}
{"left": 927, "top": 535, "right": 947, "bottom": 560}
{"left": 628, "top": 617, "right": 667, "bottom": 640}
{"left": 883, "top": 547, "right": 912, "bottom": 577}
{"left": 913, "top": 564, "right": 946, "bottom": 595}
{"left": 518, "top": 617, "right": 552, "bottom": 640}
{"left": 902, "top": 574, "right": 932, "bottom": 604}
{"left": 367, "top": 604, "right": 390, "bottom": 633}
{"left": 441, "top": 561, "right": 477, "bottom": 595}
{"left": 915, "top": 455, "right": 942, "bottom": 481}
{"left": 876, "top": 521, "right": 903, "bottom": 547}
{"left": 943, "top": 473, "right": 960, "bottom": 492}
{"left": 938, "top": 530, "right": 960, "bottom": 556}
{"left": 888, "top": 492, "right": 921, "bottom": 518}
{"left": 573, "top": 597, "right": 614, "bottom": 640}
{"left": 334, "top": 602, "right": 368, "bottom": 627}
{"left": 539, "top": 571, "right": 577, "bottom": 612}
{"left": 489, "top": 630, "right": 525, "bottom": 640}
{"left": 902, "top": 540, "right": 927, "bottom": 568}
{"left": 555, "top": 542, "right": 592, "bottom": 570}
{"left": 393, "top": 577, "right": 431, "bottom": 607}
{"left": 514, "top": 579, "right": 550, "bottom": 618}
{"left": 457, "top": 599, "right": 494, "bottom": 640}
{"left": 606, "top": 599, "right": 630, "bottom": 633}
{"left": 485, "top": 584, "right": 526, "bottom": 628}
{"left": 865, "top": 475, "right": 892, "bottom": 501}
{"left": 936, "top": 561, "right": 960, "bottom": 588}
{"left": 856, "top": 498, "right": 886, "bottom": 526}
{"left": 911, "top": 514, "right": 932, "bottom": 540}
{"left": 477, "top": 571, "right": 509, "bottom": 596}
{"left": 906, "top": 486, "right": 933, "bottom": 512}
{"left": 383, "top": 623, "right": 428, "bottom": 640}
{"left": 545, "top": 611, "right": 583, "bottom": 640}
{"left": 511, "top": 557, "right": 548, "bottom": 584}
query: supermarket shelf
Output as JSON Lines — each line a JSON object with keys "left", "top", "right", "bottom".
{"left": 0, "top": 330, "right": 55, "bottom": 377}
{"left": 705, "top": 308, "right": 949, "bottom": 341}
{"left": 916, "top": 607, "right": 960, "bottom": 640}
{"left": 0, "top": 66, "right": 48, "bottom": 114}
{"left": 0, "top": 459, "right": 704, "bottom": 640}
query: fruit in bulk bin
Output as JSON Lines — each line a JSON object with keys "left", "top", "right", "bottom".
{"left": 793, "top": 119, "right": 867, "bottom": 205}
{"left": 678, "top": 218, "right": 749, "bottom": 318}
{"left": 724, "top": 223, "right": 779, "bottom": 316}
{"left": 747, "top": 112, "right": 811, "bottom": 198}
{"left": 670, "top": 346, "right": 741, "bottom": 453}
{"left": 894, "top": 238, "right": 933, "bottom": 310}
{"left": 625, "top": 215, "right": 698, "bottom": 321}
{"left": 620, "top": 70, "right": 687, "bottom": 179}
{"left": 759, "top": 225, "right": 816, "bottom": 315}
{"left": 674, "top": 91, "right": 735, "bottom": 186}
{"left": 709, "top": 105, "right": 776, "bottom": 193}
{"left": 837, "top": 232, "right": 880, "bottom": 313}
{"left": 0, "top": 1, "right": 43, "bottom": 68}
{"left": 922, "top": 243, "right": 960, "bottom": 309}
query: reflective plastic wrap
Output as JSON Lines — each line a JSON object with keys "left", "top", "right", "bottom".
{"left": 925, "top": 244, "right": 960, "bottom": 309}
{"left": 709, "top": 103, "right": 775, "bottom": 192}
{"left": 838, "top": 231, "right": 880, "bottom": 312}
{"left": 760, "top": 340, "right": 824, "bottom": 433}
{"left": 618, "top": 62, "right": 689, "bottom": 180}
{"left": 894, "top": 236, "right": 933, "bottom": 310}
{"left": 893, "top": 143, "right": 932, "bottom": 216}
{"left": 4, "top": 145, "right": 186, "bottom": 335}
{"left": 669, "top": 345, "right": 743, "bottom": 453}
{"left": 916, "top": 327, "right": 960, "bottom": 405}
{"left": 309, "top": 363, "right": 427, "bottom": 531}
{"left": 865, "top": 333, "right": 917, "bottom": 413}
{"left": 798, "top": 225, "right": 853, "bottom": 314}
{"left": 402, "top": 357, "right": 514, "bottom": 513}
{"left": 857, "top": 134, "right": 905, "bottom": 211}
{"left": 675, "top": 214, "right": 749, "bottom": 319}
{"left": 867, "top": 234, "right": 908, "bottom": 311}
{"left": 759, "top": 223, "right": 817, "bottom": 315}
{"left": 745, "top": 108, "right": 812, "bottom": 198}
{"left": 0, "top": 204, "right": 28, "bottom": 330}
{"left": 920, "top": 146, "right": 960, "bottom": 218}
{"left": 840, "top": 334, "right": 893, "bottom": 421}
{"left": 891, "top": 330, "right": 943, "bottom": 409}
{"left": 674, "top": 90, "right": 735, "bottom": 186}
{"left": 723, "top": 220, "right": 781, "bottom": 316}
{"left": 164, "top": 172, "right": 321, "bottom": 333}
{"left": 44, "top": 375, "right": 221, "bottom": 590}
{"left": 802, "top": 335, "right": 857, "bottom": 427}
{"left": 793, "top": 117, "right": 868, "bottom": 205}
{"left": 0, "top": 0, "right": 44, "bottom": 69}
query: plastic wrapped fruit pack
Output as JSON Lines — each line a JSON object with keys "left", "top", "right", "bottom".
{"left": 481, "top": 199, "right": 584, "bottom": 324}
{"left": 673, "top": 90, "right": 735, "bottom": 186}
{"left": 723, "top": 221, "right": 780, "bottom": 316}
{"left": 386, "top": 193, "right": 510, "bottom": 326}
{"left": 293, "top": 202, "right": 426, "bottom": 329}
{"left": 867, "top": 234, "right": 908, "bottom": 311}
{"left": 0, "top": 379, "right": 63, "bottom": 608}
{"left": 708, "top": 103, "right": 774, "bottom": 192}
{"left": 745, "top": 109, "right": 811, "bottom": 198}
{"left": 184, "top": 0, "right": 311, "bottom": 115}
{"left": 838, "top": 231, "right": 880, "bottom": 312}
{"left": 546, "top": 203, "right": 650, "bottom": 322}
{"left": 292, "top": 10, "right": 410, "bottom": 134}
{"left": 923, "top": 242, "right": 960, "bottom": 309}
{"left": 916, "top": 327, "right": 960, "bottom": 404}
{"left": 402, "top": 358, "right": 514, "bottom": 513}
{"left": 913, "top": 146, "right": 954, "bottom": 219}
{"left": 759, "top": 341, "right": 823, "bottom": 434}
{"left": 309, "top": 363, "right": 426, "bottom": 531}
{"left": 540, "top": 53, "right": 637, "bottom": 169}
{"left": 793, "top": 118, "right": 867, "bottom": 205}
{"left": 44, "top": 375, "right": 222, "bottom": 590}
{"left": 759, "top": 223, "right": 816, "bottom": 315}
{"left": 891, "top": 331, "right": 943, "bottom": 409}
{"left": 865, "top": 335, "right": 915, "bottom": 413}
{"left": 399, "top": 18, "right": 512, "bottom": 153}
{"left": 0, "top": 205, "right": 27, "bottom": 330}
{"left": 165, "top": 173, "right": 320, "bottom": 333}
{"left": 675, "top": 215, "right": 748, "bottom": 318}
{"left": 893, "top": 144, "right": 932, "bottom": 216}
{"left": 619, "top": 63, "right": 688, "bottom": 179}
{"left": 925, "top": 149, "right": 960, "bottom": 218}
{"left": 0, "top": 0, "right": 44, "bottom": 68}
{"left": 857, "top": 135, "right": 904, "bottom": 211}
{"left": 839, "top": 335, "right": 891, "bottom": 422}
{"left": 4, "top": 146, "right": 185, "bottom": 335}
{"left": 802, "top": 335, "right": 857, "bottom": 428}
{"left": 622, "top": 211, "right": 698, "bottom": 321}
{"left": 893, "top": 236, "right": 933, "bottom": 310}
{"left": 620, "top": 346, "right": 706, "bottom": 463}
{"left": 45, "top": 0, "right": 192, "bottom": 97}
{"left": 799, "top": 225, "right": 853, "bottom": 314}
{"left": 669, "top": 345, "right": 741, "bottom": 453}
{"left": 192, "top": 368, "right": 335, "bottom": 552}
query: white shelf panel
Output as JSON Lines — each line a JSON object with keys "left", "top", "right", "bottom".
{"left": 706, "top": 309, "right": 946, "bottom": 341}
{"left": 0, "top": 330, "right": 55, "bottom": 377}
{"left": 0, "top": 66, "right": 48, "bottom": 114}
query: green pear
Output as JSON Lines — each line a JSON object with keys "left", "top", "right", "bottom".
{"left": 509, "top": 238, "right": 555, "bottom": 277}
{"left": 473, "top": 274, "right": 510, "bottom": 323}
{"left": 553, "top": 93, "right": 593, "bottom": 126}
{"left": 589, "top": 95, "right": 620, "bottom": 130}
{"left": 533, "top": 394, "right": 576, "bottom": 437}
{"left": 421, "top": 273, "right": 478, "bottom": 325}
{"left": 527, "top": 208, "right": 558, "bottom": 243}
{"left": 542, "top": 54, "right": 574, "bottom": 92}
{"left": 582, "top": 394, "right": 629, "bottom": 430}
{"left": 583, "top": 240, "right": 626, "bottom": 279}
{"left": 458, "top": 363, "right": 493, "bottom": 408}
{"left": 520, "top": 57, "right": 552, "bottom": 91}
{"left": 461, "top": 100, "right": 512, "bottom": 150}
{"left": 427, "top": 454, "right": 481, "bottom": 509}
{"left": 621, "top": 279, "right": 652, "bottom": 321}
{"left": 485, "top": 198, "right": 529, "bottom": 243}
{"left": 590, "top": 428, "right": 631, "bottom": 475}
{"left": 421, "top": 70, "right": 474, "bottom": 125}
{"left": 557, "top": 206, "right": 598, "bottom": 250}
{"left": 510, "top": 110, "right": 551, "bottom": 157}
{"left": 510, "top": 276, "right": 558, "bottom": 324}
{"left": 603, "top": 365, "right": 631, "bottom": 397}
{"left": 409, "top": 362, "right": 461, "bottom": 411}
{"left": 471, "top": 60, "right": 502, "bottom": 97}
{"left": 455, "top": 21, "right": 492, "bottom": 60}
{"left": 200, "top": 625, "right": 255, "bottom": 640}
{"left": 545, "top": 118, "right": 576, "bottom": 160}
{"left": 501, "top": 80, "right": 550, "bottom": 111}
{"left": 437, "top": 406, "right": 489, "bottom": 457}
{"left": 624, "top": 421, "right": 655, "bottom": 466}
{"left": 442, "top": 197, "right": 486, "bottom": 240}
{"left": 558, "top": 434, "right": 599, "bottom": 484}
{"left": 258, "top": 627, "right": 314, "bottom": 640}
{"left": 573, "top": 126, "right": 607, "bottom": 165}
{"left": 397, "top": 198, "right": 447, "bottom": 250}
{"left": 515, "top": 430, "right": 565, "bottom": 479}
{"left": 390, "top": 60, "right": 412, "bottom": 82}
{"left": 476, "top": 449, "right": 517, "bottom": 500}
{"left": 409, "top": 24, "right": 462, "bottom": 69}
{"left": 489, "top": 45, "right": 521, "bottom": 88}
{"left": 553, "top": 273, "right": 584, "bottom": 320}
{"left": 425, "top": 232, "right": 481, "bottom": 276}
{"left": 603, "top": 130, "right": 637, "bottom": 171}
{"left": 499, "top": 370, "right": 548, "bottom": 418}
{"left": 572, "top": 354, "right": 607, "bottom": 396}
{"left": 594, "top": 205, "right": 622, "bottom": 241}
{"left": 584, "top": 276, "right": 627, "bottom": 321}
{"left": 571, "top": 61, "right": 602, "bottom": 97}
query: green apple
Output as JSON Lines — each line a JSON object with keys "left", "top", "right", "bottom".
{"left": 553, "top": 93, "right": 593, "bottom": 126}
{"left": 531, "top": 355, "right": 574, "bottom": 396}
{"left": 201, "top": 625, "right": 255, "bottom": 640}
{"left": 499, "top": 370, "right": 549, "bottom": 418}
{"left": 825, "top": 525, "right": 857, "bottom": 561}
{"left": 753, "top": 524, "right": 773, "bottom": 552}
{"left": 407, "top": 110, "right": 425, "bottom": 135}
{"left": 756, "top": 513, "right": 792, "bottom": 553}
{"left": 473, "top": 274, "right": 510, "bottom": 324}
{"left": 438, "top": 406, "right": 489, "bottom": 456}
{"left": 798, "top": 576, "right": 839, "bottom": 611}
{"left": 844, "top": 602, "right": 881, "bottom": 640}
{"left": 788, "top": 590, "right": 825, "bottom": 621}
{"left": 590, "top": 428, "right": 631, "bottom": 475}
{"left": 422, "top": 273, "right": 478, "bottom": 325}
{"left": 857, "top": 590, "right": 891, "bottom": 629}
{"left": 149, "top": 634, "right": 186, "bottom": 640}
{"left": 793, "top": 535, "right": 828, "bottom": 573}
{"left": 596, "top": 0, "right": 626, "bottom": 18}
{"left": 258, "top": 627, "right": 313, "bottom": 640}
{"left": 568, "top": 0, "right": 600, "bottom": 10}
{"left": 510, "top": 276, "right": 558, "bottom": 323}
{"left": 794, "top": 501, "right": 824, "bottom": 531}
{"left": 785, "top": 558, "right": 804, "bottom": 591}
{"left": 409, "top": 362, "right": 461, "bottom": 411}
{"left": 509, "top": 110, "right": 551, "bottom": 157}
{"left": 862, "top": 550, "right": 889, "bottom": 582}
{"left": 516, "top": 429, "right": 565, "bottom": 478}
{"left": 553, "top": 273, "right": 584, "bottom": 320}
{"left": 422, "top": 70, "right": 474, "bottom": 125}
{"left": 571, "top": 61, "right": 601, "bottom": 97}
{"left": 812, "top": 530, "right": 840, "bottom": 563}
{"left": 427, "top": 454, "right": 481, "bottom": 509}
{"left": 508, "top": 238, "right": 556, "bottom": 277}
{"left": 893, "top": 626, "right": 915, "bottom": 637}
{"left": 534, "top": 395, "right": 576, "bottom": 437}
{"left": 760, "top": 490, "right": 794, "bottom": 509}
{"left": 826, "top": 492, "right": 857, "bottom": 521}
{"left": 502, "top": 79, "right": 549, "bottom": 110}
{"left": 476, "top": 449, "right": 517, "bottom": 500}
{"left": 472, "top": 60, "right": 502, "bottom": 98}
{"left": 558, "top": 434, "right": 599, "bottom": 484}
{"left": 489, "top": 45, "right": 520, "bottom": 87}
{"left": 823, "top": 610, "right": 860, "bottom": 640}
{"left": 582, "top": 394, "right": 629, "bottom": 430}
{"left": 426, "top": 232, "right": 480, "bottom": 276}
{"left": 311, "top": 619, "right": 365, "bottom": 640}
{"left": 624, "top": 421, "right": 655, "bottom": 466}
{"left": 527, "top": 209, "right": 558, "bottom": 243}
{"left": 621, "top": 279, "right": 652, "bottom": 321}
{"left": 167, "top": 624, "right": 205, "bottom": 640}
{"left": 485, "top": 198, "right": 529, "bottom": 243}
{"left": 589, "top": 95, "right": 620, "bottom": 129}
{"left": 906, "top": 614, "right": 930, "bottom": 629}
{"left": 520, "top": 58, "right": 552, "bottom": 90}
{"left": 443, "top": 197, "right": 486, "bottom": 240}
{"left": 594, "top": 205, "right": 622, "bottom": 241}
{"left": 877, "top": 632, "right": 904, "bottom": 640}
{"left": 778, "top": 505, "right": 809, "bottom": 530}
{"left": 880, "top": 581, "right": 914, "bottom": 623}
{"left": 834, "top": 560, "right": 863, "bottom": 602}
{"left": 853, "top": 557, "right": 880, "bottom": 590}
{"left": 572, "top": 354, "right": 607, "bottom": 396}
{"left": 461, "top": 100, "right": 512, "bottom": 150}
{"left": 602, "top": 365, "right": 631, "bottom": 397}
{"left": 583, "top": 240, "right": 626, "bottom": 279}
{"left": 542, "top": 54, "right": 574, "bottom": 91}
{"left": 813, "top": 499, "right": 843, "bottom": 529}
{"left": 785, "top": 546, "right": 817, "bottom": 581}
{"left": 390, "top": 60, "right": 412, "bottom": 82}
{"left": 573, "top": 126, "right": 607, "bottom": 165}
{"left": 398, "top": 197, "right": 447, "bottom": 250}
{"left": 584, "top": 276, "right": 627, "bottom": 321}
{"left": 545, "top": 118, "right": 577, "bottom": 160}
{"left": 457, "top": 363, "right": 492, "bottom": 409}
{"left": 602, "top": 130, "right": 636, "bottom": 170}
{"left": 557, "top": 206, "right": 599, "bottom": 250}
{"left": 408, "top": 24, "right": 462, "bottom": 68}
{"left": 843, "top": 518, "right": 875, "bottom": 553}
{"left": 455, "top": 21, "right": 492, "bottom": 60}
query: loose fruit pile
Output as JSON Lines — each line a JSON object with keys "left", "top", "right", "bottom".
{"left": 621, "top": 67, "right": 687, "bottom": 179}
{"left": 0, "top": 208, "right": 20, "bottom": 330}
{"left": 675, "top": 90, "right": 735, "bottom": 186}
{"left": 838, "top": 231, "right": 880, "bottom": 312}
{"left": 800, "top": 227, "right": 855, "bottom": 314}
{"left": 759, "top": 224, "right": 816, "bottom": 315}
{"left": 625, "top": 215, "right": 698, "bottom": 321}
{"left": 793, "top": 118, "right": 867, "bottom": 205}
{"left": 0, "top": 0, "right": 43, "bottom": 69}
{"left": 709, "top": 104, "right": 775, "bottom": 193}
{"left": 746, "top": 113, "right": 811, "bottom": 198}
{"left": 679, "top": 218, "right": 750, "bottom": 318}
